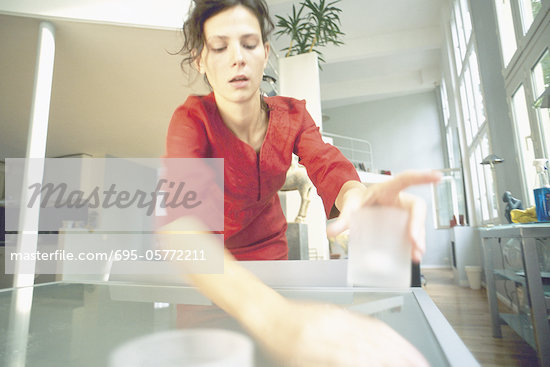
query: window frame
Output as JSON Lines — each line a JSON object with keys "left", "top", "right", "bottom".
{"left": 501, "top": 3, "right": 550, "bottom": 204}
{"left": 443, "top": 0, "right": 500, "bottom": 226}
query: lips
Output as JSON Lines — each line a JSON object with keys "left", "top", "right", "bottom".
{"left": 229, "top": 75, "right": 249, "bottom": 83}
{"left": 229, "top": 75, "right": 250, "bottom": 89}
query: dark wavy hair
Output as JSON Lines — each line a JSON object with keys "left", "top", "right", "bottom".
{"left": 180, "top": 0, "right": 274, "bottom": 69}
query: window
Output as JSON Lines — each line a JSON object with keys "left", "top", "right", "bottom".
{"left": 494, "top": 0, "right": 518, "bottom": 66}
{"left": 459, "top": 0, "right": 472, "bottom": 39}
{"left": 443, "top": 0, "right": 499, "bottom": 225}
{"left": 432, "top": 168, "right": 466, "bottom": 228}
{"left": 511, "top": 85, "right": 537, "bottom": 206}
{"left": 450, "top": 11, "right": 463, "bottom": 73}
{"left": 441, "top": 79, "right": 450, "bottom": 127}
{"left": 469, "top": 51, "right": 486, "bottom": 130}
{"left": 532, "top": 49, "right": 550, "bottom": 158}
{"left": 519, "top": 0, "right": 542, "bottom": 34}
{"left": 434, "top": 81, "right": 469, "bottom": 228}
{"left": 497, "top": 0, "right": 550, "bottom": 204}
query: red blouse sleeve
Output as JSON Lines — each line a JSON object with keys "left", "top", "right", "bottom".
{"left": 165, "top": 97, "right": 209, "bottom": 158}
{"left": 292, "top": 100, "right": 360, "bottom": 219}
{"left": 161, "top": 97, "right": 223, "bottom": 231}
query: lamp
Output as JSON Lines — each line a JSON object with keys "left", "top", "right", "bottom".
{"left": 480, "top": 154, "right": 504, "bottom": 169}
{"left": 534, "top": 86, "right": 550, "bottom": 109}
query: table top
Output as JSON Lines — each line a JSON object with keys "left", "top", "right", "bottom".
{"left": 0, "top": 281, "right": 478, "bottom": 367}
{"left": 479, "top": 223, "right": 550, "bottom": 237}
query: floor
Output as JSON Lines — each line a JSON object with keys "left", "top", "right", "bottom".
{"left": 422, "top": 268, "right": 540, "bottom": 367}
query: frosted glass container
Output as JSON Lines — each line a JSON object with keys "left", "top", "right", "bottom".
{"left": 109, "top": 329, "right": 253, "bottom": 367}
{"left": 347, "top": 207, "right": 412, "bottom": 288}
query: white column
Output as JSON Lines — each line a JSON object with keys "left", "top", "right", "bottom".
{"left": 13, "top": 21, "right": 56, "bottom": 288}
{"left": 279, "top": 52, "right": 329, "bottom": 260}
{"left": 279, "top": 52, "right": 323, "bottom": 129}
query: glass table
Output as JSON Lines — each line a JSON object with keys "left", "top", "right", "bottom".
{"left": 0, "top": 281, "right": 478, "bottom": 366}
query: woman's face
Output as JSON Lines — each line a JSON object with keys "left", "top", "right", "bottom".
{"left": 198, "top": 5, "right": 270, "bottom": 106}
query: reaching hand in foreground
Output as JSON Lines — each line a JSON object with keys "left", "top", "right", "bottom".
{"left": 158, "top": 218, "right": 429, "bottom": 367}
{"left": 328, "top": 170, "right": 442, "bottom": 263}
{"left": 252, "top": 298, "right": 429, "bottom": 367}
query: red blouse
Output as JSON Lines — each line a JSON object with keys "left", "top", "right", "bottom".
{"left": 166, "top": 92, "right": 359, "bottom": 260}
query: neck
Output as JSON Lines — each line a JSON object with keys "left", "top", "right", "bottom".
{"left": 215, "top": 92, "right": 266, "bottom": 143}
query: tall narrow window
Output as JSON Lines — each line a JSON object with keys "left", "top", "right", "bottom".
{"left": 519, "top": 0, "right": 542, "bottom": 35}
{"left": 469, "top": 50, "right": 486, "bottom": 130}
{"left": 460, "top": 80, "right": 473, "bottom": 144}
{"left": 480, "top": 132, "right": 498, "bottom": 219}
{"left": 494, "top": 0, "right": 517, "bottom": 66}
{"left": 450, "top": 11, "right": 463, "bottom": 73}
{"left": 459, "top": 0, "right": 472, "bottom": 40}
{"left": 511, "top": 85, "right": 537, "bottom": 206}
{"left": 469, "top": 148, "right": 482, "bottom": 222}
{"left": 441, "top": 79, "right": 451, "bottom": 127}
{"left": 532, "top": 49, "right": 550, "bottom": 158}
{"left": 446, "top": 0, "right": 497, "bottom": 225}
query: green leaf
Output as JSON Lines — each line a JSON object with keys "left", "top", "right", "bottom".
{"left": 274, "top": 0, "right": 344, "bottom": 62}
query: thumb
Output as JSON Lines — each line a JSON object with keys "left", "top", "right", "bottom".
{"left": 326, "top": 216, "right": 348, "bottom": 239}
{"left": 326, "top": 199, "right": 361, "bottom": 238}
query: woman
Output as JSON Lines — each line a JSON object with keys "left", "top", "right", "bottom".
{"left": 163, "top": 0, "right": 439, "bottom": 365}
{"left": 167, "top": 0, "right": 438, "bottom": 261}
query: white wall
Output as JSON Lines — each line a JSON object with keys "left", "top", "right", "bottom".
{"left": 0, "top": 0, "right": 190, "bottom": 29}
{"left": 323, "top": 91, "right": 451, "bottom": 267}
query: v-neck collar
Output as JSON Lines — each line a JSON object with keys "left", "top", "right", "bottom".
{"left": 207, "top": 93, "right": 274, "bottom": 159}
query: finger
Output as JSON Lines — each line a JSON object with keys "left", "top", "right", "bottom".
{"left": 327, "top": 184, "right": 376, "bottom": 238}
{"left": 326, "top": 218, "right": 347, "bottom": 239}
{"left": 326, "top": 197, "right": 363, "bottom": 238}
{"left": 390, "top": 170, "right": 443, "bottom": 192}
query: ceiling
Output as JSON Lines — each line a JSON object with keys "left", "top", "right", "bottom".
{"left": 0, "top": 0, "right": 444, "bottom": 159}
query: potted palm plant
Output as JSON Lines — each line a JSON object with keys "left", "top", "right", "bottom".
{"left": 274, "top": 0, "right": 345, "bottom": 64}
{"left": 274, "top": 0, "right": 344, "bottom": 129}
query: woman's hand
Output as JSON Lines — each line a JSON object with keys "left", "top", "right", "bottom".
{"left": 328, "top": 170, "right": 442, "bottom": 263}
{"left": 253, "top": 299, "right": 429, "bottom": 367}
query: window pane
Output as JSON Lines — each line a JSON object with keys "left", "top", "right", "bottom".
{"left": 494, "top": 0, "right": 517, "bottom": 66}
{"left": 485, "top": 163, "right": 498, "bottom": 219}
{"left": 441, "top": 80, "right": 450, "bottom": 126}
{"left": 469, "top": 152, "right": 482, "bottom": 222}
{"left": 452, "top": 167, "right": 467, "bottom": 222}
{"left": 469, "top": 50, "right": 486, "bottom": 129}
{"left": 532, "top": 49, "right": 550, "bottom": 161}
{"left": 519, "top": 0, "right": 542, "bottom": 35}
{"left": 459, "top": 0, "right": 472, "bottom": 42}
{"left": 475, "top": 144, "right": 489, "bottom": 221}
{"left": 480, "top": 133, "right": 499, "bottom": 219}
{"left": 460, "top": 81, "right": 473, "bottom": 144}
{"left": 454, "top": 2, "right": 467, "bottom": 61}
{"left": 447, "top": 127, "right": 460, "bottom": 169}
{"left": 450, "top": 12, "right": 463, "bottom": 73}
{"left": 464, "top": 65, "right": 479, "bottom": 136}
{"left": 532, "top": 49, "right": 550, "bottom": 97}
{"left": 451, "top": 127, "right": 463, "bottom": 169}
{"left": 540, "top": 108, "right": 550, "bottom": 160}
{"left": 511, "top": 85, "right": 536, "bottom": 206}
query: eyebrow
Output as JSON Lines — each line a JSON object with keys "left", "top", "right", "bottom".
{"left": 206, "top": 34, "right": 260, "bottom": 42}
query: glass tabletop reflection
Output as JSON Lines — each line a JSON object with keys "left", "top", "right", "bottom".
{"left": 0, "top": 282, "right": 458, "bottom": 367}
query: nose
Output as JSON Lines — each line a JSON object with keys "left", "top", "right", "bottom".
{"left": 232, "top": 43, "right": 245, "bottom": 67}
